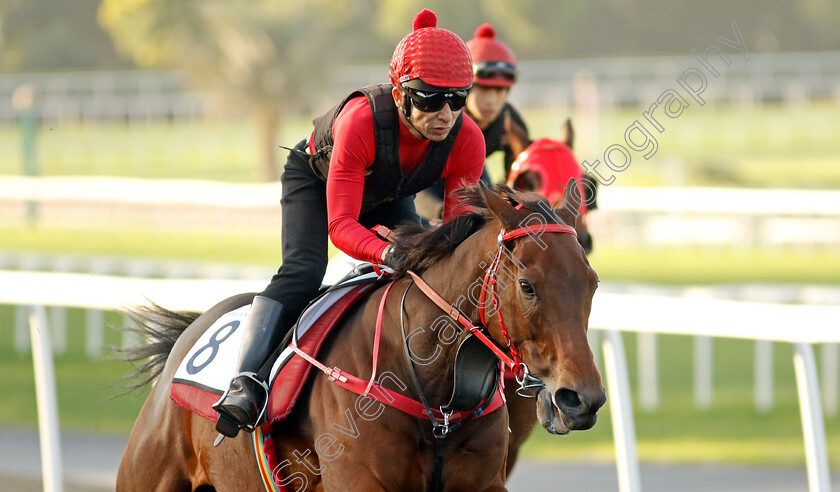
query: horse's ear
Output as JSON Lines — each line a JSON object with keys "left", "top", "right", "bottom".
{"left": 557, "top": 178, "right": 581, "bottom": 227}
{"left": 504, "top": 110, "right": 532, "bottom": 159}
{"left": 482, "top": 185, "right": 519, "bottom": 230}
{"left": 562, "top": 118, "right": 574, "bottom": 149}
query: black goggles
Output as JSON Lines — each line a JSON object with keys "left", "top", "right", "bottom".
{"left": 474, "top": 61, "right": 518, "bottom": 82}
{"left": 403, "top": 87, "right": 468, "bottom": 113}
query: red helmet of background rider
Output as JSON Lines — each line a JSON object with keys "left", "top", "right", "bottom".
{"left": 389, "top": 9, "right": 474, "bottom": 92}
{"left": 466, "top": 23, "right": 518, "bottom": 88}
{"left": 507, "top": 138, "right": 588, "bottom": 215}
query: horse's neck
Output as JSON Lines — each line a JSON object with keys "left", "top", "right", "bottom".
{"left": 397, "top": 227, "right": 497, "bottom": 404}
{"left": 428, "top": 226, "right": 496, "bottom": 319}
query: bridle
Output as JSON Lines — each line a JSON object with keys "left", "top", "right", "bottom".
{"left": 408, "top": 220, "right": 578, "bottom": 395}
{"left": 291, "top": 218, "right": 579, "bottom": 492}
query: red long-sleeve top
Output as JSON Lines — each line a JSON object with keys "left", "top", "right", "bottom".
{"left": 314, "top": 97, "right": 485, "bottom": 264}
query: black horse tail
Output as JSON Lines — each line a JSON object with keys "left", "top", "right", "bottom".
{"left": 117, "top": 303, "right": 201, "bottom": 392}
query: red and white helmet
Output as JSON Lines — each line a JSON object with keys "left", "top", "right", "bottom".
{"left": 467, "top": 24, "right": 518, "bottom": 88}
{"left": 389, "top": 9, "right": 473, "bottom": 91}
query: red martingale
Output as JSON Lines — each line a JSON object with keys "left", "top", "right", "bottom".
{"left": 290, "top": 223, "right": 576, "bottom": 423}
{"left": 290, "top": 281, "right": 505, "bottom": 423}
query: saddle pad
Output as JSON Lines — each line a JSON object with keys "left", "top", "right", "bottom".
{"left": 170, "top": 280, "right": 378, "bottom": 423}
{"left": 265, "top": 282, "right": 376, "bottom": 423}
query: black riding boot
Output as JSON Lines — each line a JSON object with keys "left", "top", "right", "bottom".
{"left": 212, "top": 296, "right": 295, "bottom": 437}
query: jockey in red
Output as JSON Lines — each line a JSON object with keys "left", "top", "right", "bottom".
{"left": 417, "top": 23, "right": 530, "bottom": 221}
{"left": 465, "top": 23, "right": 530, "bottom": 174}
{"left": 213, "top": 9, "right": 485, "bottom": 437}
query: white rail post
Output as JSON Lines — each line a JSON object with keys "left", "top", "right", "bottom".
{"left": 684, "top": 287, "right": 714, "bottom": 410}
{"left": 694, "top": 336, "right": 713, "bottom": 410}
{"left": 792, "top": 342, "right": 831, "bottom": 492}
{"left": 29, "top": 305, "right": 63, "bottom": 492}
{"left": 638, "top": 332, "right": 658, "bottom": 411}
{"left": 821, "top": 343, "right": 838, "bottom": 417}
{"left": 755, "top": 340, "right": 774, "bottom": 413}
{"left": 16, "top": 254, "right": 47, "bottom": 354}
{"left": 50, "top": 256, "right": 82, "bottom": 355}
{"left": 602, "top": 329, "right": 641, "bottom": 492}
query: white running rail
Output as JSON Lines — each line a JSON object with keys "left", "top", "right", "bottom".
{"left": 2, "top": 270, "right": 838, "bottom": 491}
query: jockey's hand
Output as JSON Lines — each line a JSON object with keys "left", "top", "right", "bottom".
{"left": 381, "top": 245, "right": 407, "bottom": 271}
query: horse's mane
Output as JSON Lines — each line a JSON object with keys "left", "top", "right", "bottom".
{"left": 389, "top": 185, "right": 561, "bottom": 276}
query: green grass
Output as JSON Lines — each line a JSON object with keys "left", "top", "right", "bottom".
{"left": 588, "top": 246, "right": 840, "bottom": 284}
{"left": 2, "top": 101, "right": 839, "bottom": 188}
{"left": 3, "top": 225, "right": 840, "bottom": 284}
{"left": 518, "top": 101, "right": 840, "bottom": 189}
{"left": 0, "top": 226, "right": 283, "bottom": 266}
{"left": 0, "top": 308, "right": 147, "bottom": 435}
{"left": 0, "top": 119, "right": 310, "bottom": 182}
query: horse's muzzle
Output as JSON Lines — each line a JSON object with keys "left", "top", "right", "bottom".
{"left": 535, "top": 385, "right": 606, "bottom": 435}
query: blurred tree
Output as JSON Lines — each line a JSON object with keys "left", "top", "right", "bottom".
{"left": 1, "top": 0, "right": 835, "bottom": 75}
{"left": 0, "top": 0, "right": 128, "bottom": 71}
{"left": 800, "top": 0, "right": 840, "bottom": 49}
{"left": 98, "top": 0, "right": 358, "bottom": 182}
{"left": 95, "top": 0, "right": 562, "bottom": 181}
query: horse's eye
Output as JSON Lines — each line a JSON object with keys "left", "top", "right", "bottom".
{"left": 519, "top": 279, "right": 535, "bottom": 297}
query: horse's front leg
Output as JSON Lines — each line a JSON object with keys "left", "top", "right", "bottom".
{"left": 504, "top": 381, "right": 538, "bottom": 476}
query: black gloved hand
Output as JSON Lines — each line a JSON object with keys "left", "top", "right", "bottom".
{"left": 382, "top": 245, "right": 407, "bottom": 271}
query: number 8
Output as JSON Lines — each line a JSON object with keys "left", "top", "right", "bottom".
{"left": 186, "top": 320, "right": 240, "bottom": 375}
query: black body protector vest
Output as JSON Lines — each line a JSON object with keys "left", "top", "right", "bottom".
{"left": 474, "top": 102, "right": 527, "bottom": 178}
{"left": 310, "top": 84, "right": 463, "bottom": 211}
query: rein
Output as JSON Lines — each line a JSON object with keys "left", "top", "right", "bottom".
{"left": 410, "top": 222, "right": 577, "bottom": 383}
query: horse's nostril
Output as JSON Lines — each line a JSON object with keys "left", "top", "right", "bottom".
{"left": 555, "top": 388, "right": 581, "bottom": 410}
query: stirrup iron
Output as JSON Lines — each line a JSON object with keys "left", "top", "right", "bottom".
{"left": 213, "top": 372, "right": 270, "bottom": 434}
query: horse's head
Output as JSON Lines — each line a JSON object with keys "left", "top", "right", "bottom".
{"left": 506, "top": 121, "right": 595, "bottom": 254}
{"left": 480, "top": 180, "right": 605, "bottom": 434}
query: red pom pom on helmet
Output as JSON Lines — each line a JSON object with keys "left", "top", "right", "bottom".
{"left": 413, "top": 9, "right": 437, "bottom": 30}
{"left": 389, "top": 9, "right": 473, "bottom": 91}
{"left": 466, "top": 23, "right": 518, "bottom": 88}
{"left": 474, "top": 23, "right": 495, "bottom": 39}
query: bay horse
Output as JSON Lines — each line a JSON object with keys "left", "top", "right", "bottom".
{"left": 117, "top": 182, "right": 605, "bottom": 491}
{"left": 499, "top": 117, "right": 600, "bottom": 472}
